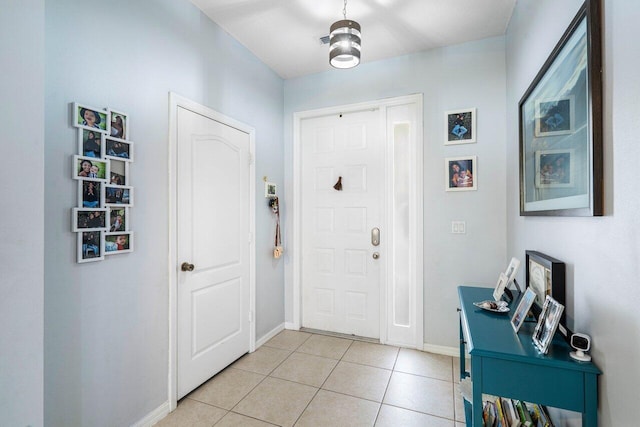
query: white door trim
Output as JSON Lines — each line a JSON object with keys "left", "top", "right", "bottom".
{"left": 291, "top": 94, "right": 423, "bottom": 348}
{"left": 167, "top": 92, "right": 256, "bottom": 410}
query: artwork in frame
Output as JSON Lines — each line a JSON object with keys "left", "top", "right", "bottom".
{"left": 535, "top": 149, "right": 575, "bottom": 188}
{"left": 105, "top": 232, "right": 133, "bottom": 255}
{"left": 519, "top": 0, "right": 603, "bottom": 216}
{"left": 109, "top": 207, "right": 128, "bottom": 232}
{"left": 105, "top": 184, "right": 133, "bottom": 207}
{"left": 105, "top": 138, "right": 134, "bottom": 162}
{"left": 535, "top": 96, "right": 575, "bottom": 137}
{"left": 493, "top": 273, "right": 509, "bottom": 302}
{"left": 445, "top": 156, "right": 477, "bottom": 191}
{"left": 77, "top": 230, "right": 104, "bottom": 263}
{"left": 525, "top": 250, "right": 566, "bottom": 332}
{"left": 511, "top": 288, "right": 537, "bottom": 333}
{"left": 78, "top": 180, "right": 103, "bottom": 208}
{"left": 73, "top": 103, "right": 108, "bottom": 133}
{"left": 109, "top": 158, "right": 128, "bottom": 186}
{"left": 72, "top": 155, "right": 109, "bottom": 182}
{"left": 445, "top": 108, "right": 476, "bottom": 144}
{"left": 78, "top": 129, "right": 105, "bottom": 158}
{"left": 533, "top": 295, "right": 565, "bottom": 354}
{"left": 71, "top": 207, "right": 108, "bottom": 232}
{"left": 107, "top": 109, "right": 129, "bottom": 141}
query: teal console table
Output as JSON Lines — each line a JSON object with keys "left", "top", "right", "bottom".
{"left": 458, "top": 286, "right": 601, "bottom": 427}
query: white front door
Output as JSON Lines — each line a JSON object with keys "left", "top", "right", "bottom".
{"left": 300, "top": 110, "right": 383, "bottom": 339}
{"left": 176, "top": 106, "right": 251, "bottom": 399}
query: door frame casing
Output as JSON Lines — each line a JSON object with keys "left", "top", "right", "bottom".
{"left": 167, "top": 92, "right": 256, "bottom": 410}
{"left": 291, "top": 94, "right": 424, "bottom": 348}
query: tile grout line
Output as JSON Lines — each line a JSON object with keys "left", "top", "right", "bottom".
{"left": 373, "top": 345, "right": 401, "bottom": 425}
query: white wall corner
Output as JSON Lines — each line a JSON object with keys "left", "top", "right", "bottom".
{"left": 423, "top": 343, "right": 460, "bottom": 358}
{"left": 255, "top": 323, "right": 285, "bottom": 349}
{"left": 130, "top": 401, "right": 170, "bottom": 427}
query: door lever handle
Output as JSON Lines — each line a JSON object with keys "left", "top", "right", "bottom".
{"left": 371, "top": 227, "right": 380, "bottom": 246}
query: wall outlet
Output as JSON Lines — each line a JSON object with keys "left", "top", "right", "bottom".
{"left": 451, "top": 221, "right": 466, "bottom": 234}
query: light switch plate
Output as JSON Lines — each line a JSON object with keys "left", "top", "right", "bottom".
{"left": 451, "top": 221, "right": 466, "bottom": 234}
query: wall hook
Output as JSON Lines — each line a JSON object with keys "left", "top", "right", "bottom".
{"left": 333, "top": 176, "right": 343, "bottom": 191}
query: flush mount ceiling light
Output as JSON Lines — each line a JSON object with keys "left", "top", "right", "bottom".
{"left": 329, "top": 0, "right": 361, "bottom": 69}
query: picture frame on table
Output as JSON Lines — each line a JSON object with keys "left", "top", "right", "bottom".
{"left": 518, "top": 1, "right": 603, "bottom": 216}
{"left": 73, "top": 102, "right": 108, "bottom": 133}
{"left": 78, "top": 180, "right": 103, "bottom": 208}
{"left": 105, "top": 232, "right": 134, "bottom": 255}
{"left": 78, "top": 129, "right": 105, "bottom": 158}
{"left": 511, "top": 288, "right": 537, "bottom": 333}
{"left": 105, "top": 184, "right": 133, "bottom": 207}
{"left": 533, "top": 295, "right": 565, "bottom": 354}
{"left": 72, "top": 155, "right": 109, "bottom": 182}
{"left": 71, "top": 207, "right": 108, "bottom": 232}
{"left": 77, "top": 230, "right": 104, "bottom": 263}
{"left": 493, "top": 273, "right": 509, "bottom": 302}
{"left": 105, "top": 138, "right": 134, "bottom": 162}
{"left": 445, "top": 108, "right": 476, "bottom": 144}
{"left": 526, "top": 250, "right": 566, "bottom": 331}
{"left": 107, "top": 109, "right": 129, "bottom": 141}
{"left": 445, "top": 156, "right": 477, "bottom": 192}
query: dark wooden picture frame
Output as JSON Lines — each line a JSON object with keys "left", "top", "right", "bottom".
{"left": 525, "top": 250, "right": 567, "bottom": 334}
{"left": 518, "top": 0, "right": 602, "bottom": 216}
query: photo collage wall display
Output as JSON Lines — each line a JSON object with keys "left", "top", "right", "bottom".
{"left": 73, "top": 103, "right": 135, "bottom": 263}
{"left": 444, "top": 108, "right": 478, "bottom": 192}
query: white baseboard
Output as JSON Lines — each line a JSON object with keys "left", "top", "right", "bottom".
{"left": 284, "top": 322, "right": 298, "bottom": 330}
{"left": 130, "top": 400, "right": 170, "bottom": 427}
{"left": 255, "top": 322, "right": 285, "bottom": 348}
{"left": 423, "top": 343, "right": 460, "bottom": 358}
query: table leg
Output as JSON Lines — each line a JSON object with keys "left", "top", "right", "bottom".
{"left": 583, "top": 373, "right": 598, "bottom": 427}
{"left": 472, "top": 356, "right": 483, "bottom": 427}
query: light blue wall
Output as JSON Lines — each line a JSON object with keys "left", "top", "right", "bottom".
{"left": 506, "top": 1, "right": 640, "bottom": 426}
{"left": 0, "top": 1, "right": 45, "bottom": 426}
{"left": 283, "top": 37, "right": 508, "bottom": 348}
{"left": 44, "top": 0, "right": 284, "bottom": 425}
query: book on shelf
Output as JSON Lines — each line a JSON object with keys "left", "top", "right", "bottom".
{"left": 483, "top": 400, "right": 496, "bottom": 427}
{"left": 529, "top": 403, "right": 554, "bottom": 427}
{"left": 515, "top": 400, "right": 533, "bottom": 427}
{"left": 502, "top": 397, "right": 521, "bottom": 427}
{"left": 495, "top": 397, "right": 507, "bottom": 427}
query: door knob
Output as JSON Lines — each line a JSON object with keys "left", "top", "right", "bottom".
{"left": 181, "top": 262, "right": 195, "bottom": 272}
{"left": 372, "top": 252, "right": 380, "bottom": 259}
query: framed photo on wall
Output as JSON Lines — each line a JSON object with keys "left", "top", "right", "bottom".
{"left": 73, "top": 103, "right": 108, "bottom": 133}
{"left": 105, "top": 184, "right": 133, "bottom": 207}
{"left": 105, "top": 138, "right": 134, "bottom": 162}
{"left": 445, "top": 156, "right": 477, "bottom": 191}
{"left": 78, "top": 180, "right": 103, "bottom": 208}
{"left": 518, "top": 1, "right": 603, "bottom": 216}
{"left": 72, "top": 155, "right": 109, "bottom": 182}
{"left": 107, "top": 109, "right": 129, "bottom": 141}
{"left": 78, "top": 129, "right": 105, "bottom": 158}
{"left": 105, "top": 232, "right": 134, "bottom": 255}
{"left": 71, "top": 208, "right": 108, "bottom": 232}
{"left": 445, "top": 108, "right": 476, "bottom": 144}
{"left": 77, "top": 230, "right": 104, "bottom": 263}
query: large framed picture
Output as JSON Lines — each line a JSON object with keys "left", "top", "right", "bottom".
{"left": 518, "top": 0, "right": 603, "bottom": 216}
{"left": 445, "top": 108, "right": 476, "bottom": 144}
{"left": 525, "top": 250, "right": 566, "bottom": 332}
{"left": 533, "top": 295, "right": 565, "bottom": 354}
{"left": 73, "top": 103, "right": 108, "bottom": 133}
{"left": 445, "top": 156, "right": 477, "bottom": 191}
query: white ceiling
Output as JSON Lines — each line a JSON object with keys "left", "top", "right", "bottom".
{"left": 191, "top": 0, "right": 517, "bottom": 80}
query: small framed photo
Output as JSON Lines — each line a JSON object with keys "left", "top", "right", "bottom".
{"left": 445, "top": 108, "right": 476, "bottom": 144}
{"left": 526, "top": 250, "right": 566, "bottom": 331}
{"left": 73, "top": 103, "right": 108, "bottom": 133}
{"left": 78, "top": 129, "right": 105, "bottom": 158}
{"left": 107, "top": 109, "right": 129, "bottom": 141}
{"left": 72, "top": 155, "right": 109, "bottom": 182}
{"left": 77, "top": 230, "right": 104, "bottom": 263}
{"left": 493, "top": 273, "right": 509, "bottom": 301}
{"left": 109, "top": 158, "right": 129, "bottom": 186}
{"left": 511, "top": 288, "right": 537, "bottom": 333}
{"left": 105, "top": 138, "right": 134, "bottom": 162}
{"left": 109, "top": 207, "right": 128, "bottom": 232}
{"left": 445, "top": 156, "right": 477, "bottom": 191}
{"left": 504, "top": 257, "right": 521, "bottom": 288}
{"left": 72, "top": 208, "right": 108, "bottom": 231}
{"left": 105, "top": 185, "right": 133, "bottom": 207}
{"left": 105, "top": 232, "right": 133, "bottom": 255}
{"left": 78, "top": 180, "right": 103, "bottom": 208}
{"left": 533, "top": 295, "right": 565, "bottom": 354}
{"left": 265, "top": 181, "right": 277, "bottom": 198}
{"left": 534, "top": 96, "right": 575, "bottom": 137}
{"left": 535, "top": 149, "right": 575, "bottom": 188}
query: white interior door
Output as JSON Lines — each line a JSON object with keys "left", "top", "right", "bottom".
{"left": 177, "top": 106, "right": 251, "bottom": 399}
{"left": 300, "top": 110, "right": 383, "bottom": 339}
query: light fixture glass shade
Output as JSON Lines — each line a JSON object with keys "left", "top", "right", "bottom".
{"left": 329, "top": 19, "right": 361, "bottom": 69}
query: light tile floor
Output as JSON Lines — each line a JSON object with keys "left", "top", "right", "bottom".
{"left": 157, "top": 330, "right": 466, "bottom": 426}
